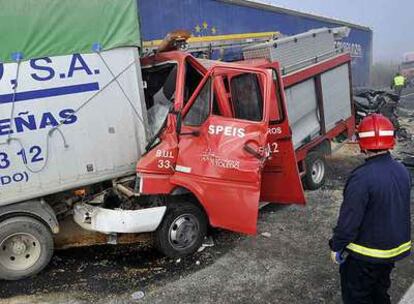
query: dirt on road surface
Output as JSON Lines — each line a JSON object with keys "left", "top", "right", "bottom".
{"left": 1, "top": 96, "right": 414, "bottom": 304}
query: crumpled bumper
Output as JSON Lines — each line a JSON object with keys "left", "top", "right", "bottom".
{"left": 73, "top": 203, "right": 166, "bottom": 234}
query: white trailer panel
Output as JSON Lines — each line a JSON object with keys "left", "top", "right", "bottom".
{"left": 0, "top": 48, "right": 147, "bottom": 206}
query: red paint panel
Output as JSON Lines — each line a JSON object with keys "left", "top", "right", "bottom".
{"left": 170, "top": 173, "right": 260, "bottom": 234}
{"left": 260, "top": 67, "right": 305, "bottom": 204}
{"left": 140, "top": 173, "right": 175, "bottom": 194}
{"left": 174, "top": 115, "right": 268, "bottom": 234}
{"left": 171, "top": 66, "right": 272, "bottom": 234}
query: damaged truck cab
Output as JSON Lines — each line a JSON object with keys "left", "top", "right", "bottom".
{"left": 129, "top": 51, "right": 304, "bottom": 256}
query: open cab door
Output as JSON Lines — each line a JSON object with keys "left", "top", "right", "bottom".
{"left": 260, "top": 68, "right": 306, "bottom": 204}
{"left": 171, "top": 65, "right": 272, "bottom": 234}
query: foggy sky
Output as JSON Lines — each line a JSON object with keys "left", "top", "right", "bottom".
{"left": 260, "top": 0, "right": 411, "bottom": 63}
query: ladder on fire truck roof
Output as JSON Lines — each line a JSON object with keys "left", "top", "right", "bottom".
{"left": 142, "top": 31, "right": 280, "bottom": 56}
{"left": 243, "top": 27, "right": 351, "bottom": 75}
{"left": 143, "top": 27, "right": 351, "bottom": 75}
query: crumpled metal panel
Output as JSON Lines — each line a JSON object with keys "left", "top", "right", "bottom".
{"left": 73, "top": 203, "right": 166, "bottom": 234}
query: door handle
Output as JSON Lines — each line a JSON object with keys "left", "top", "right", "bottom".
{"left": 243, "top": 143, "right": 262, "bottom": 160}
{"left": 180, "top": 130, "right": 200, "bottom": 137}
{"left": 244, "top": 143, "right": 271, "bottom": 166}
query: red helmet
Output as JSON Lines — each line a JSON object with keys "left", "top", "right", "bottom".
{"left": 358, "top": 114, "right": 395, "bottom": 151}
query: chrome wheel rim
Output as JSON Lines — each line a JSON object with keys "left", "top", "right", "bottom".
{"left": 311, "top": 159, "right": 325, "bottom": 184}
{"left": 0, "top": 233, "right": 41, "bottom": 271}
{"left": 168, "top": 214, "right": 199, "bottom": 250}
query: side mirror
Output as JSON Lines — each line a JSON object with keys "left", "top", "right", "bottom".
{"left": 176, "top": 111, "right": 182, "bottom": 134}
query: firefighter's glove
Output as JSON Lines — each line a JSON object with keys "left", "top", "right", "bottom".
{"left": 330, "top": 251, "right": 346, "bottom": 265}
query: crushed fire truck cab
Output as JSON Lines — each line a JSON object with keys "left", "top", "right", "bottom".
{"left": 135, "top": 51, "right": 305, "bottom": 239}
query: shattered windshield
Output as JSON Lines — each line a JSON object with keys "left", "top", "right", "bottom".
{"left": 142, "top": 62, "right": 177, "bottom": 139}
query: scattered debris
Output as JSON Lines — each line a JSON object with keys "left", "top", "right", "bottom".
{"left": 76, "top": 262, "right": 88, "bottom": 273}
{"left": 197, "top": 246, "right": 206, "bottom": 253}
{"left": 197, "top": 236, "right": 215, "bottom": 252}
{"left": 93, "top": 259, "right": 110, "bottom": 267}
{"left": 261, "top": 232, "right": 272, "bottom": 238}
{"left": 195, "top": 260, "right": 201, "bottom": 266}
{"left": 176, "top": 258, "right": 181, "bottom": 264}
{"left": 131, "top": 290, "right": 145, "bottom": 301}
{"left": 202, "top": 236, "right": 215, "bottom": 247}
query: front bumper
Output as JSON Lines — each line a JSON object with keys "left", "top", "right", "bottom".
{"left": 73, "top": 203, "right": 166, "bottom": 234}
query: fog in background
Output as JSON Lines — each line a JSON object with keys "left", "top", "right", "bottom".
{"left": 256, "top": 0, "right": 411, "bottom": 64}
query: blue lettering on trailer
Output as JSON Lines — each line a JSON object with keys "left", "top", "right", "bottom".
{"left": 0, "top": 54, "right": 101, "bottom": 103}
{"left": 30, "top": 57, "right": 56, "bottom": 81}
{"left": 0, "top": 171, "right": 29, "bottom": 187}
{"left": 67, "top": 54, "right": 94, "bottom": 78}
{"left": 0, "top": 83, "right": 99, "bottom": 104}
{"left": 0, "top": 109, "right": 78, "bottom": 136}
{"left": 28, "top": 54, "right": 99, "bottom": 82}
{"left": 0, "top": 146, "right": 44, "bottom": 168}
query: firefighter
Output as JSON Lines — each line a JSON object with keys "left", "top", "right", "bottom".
{"left": 329, "top": 114, "right": 411, "bottom": 304}
{"left": 392, "top": 72, "right": 406, "bottom": 97}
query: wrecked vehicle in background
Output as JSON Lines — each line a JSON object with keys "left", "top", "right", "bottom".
{"left": 353, "top": 88, "right": 412, "bottom": 139}
{"left": 354, "top": 89, "right": 400, "bottom": 126}
{"left": 0, "top": 1, "right": 354, "bottom": 281}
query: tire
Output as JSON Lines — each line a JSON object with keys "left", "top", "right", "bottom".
{"left": 155, "top": 201, "right": 207, "bottom": 258}
{"left": 0, "top": 216, "right": 54, "bottom": 281}
{"left": 303, "top": 152, "right": 326, "bottom": 190}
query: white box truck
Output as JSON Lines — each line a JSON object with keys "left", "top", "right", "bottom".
{"left": 0, "top": 0, "right": 154, "bottom": 280}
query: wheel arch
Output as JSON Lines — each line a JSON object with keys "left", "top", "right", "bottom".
{"left": 169, "top": 184, "right": 212, "bottom": 226}
{"left": 0, "top": 200, "right": 59, "bottom": 234}
{"left": 310, "top": 139, "right": 331, "bottom": 155}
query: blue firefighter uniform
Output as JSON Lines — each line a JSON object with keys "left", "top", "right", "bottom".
{"left": 330, "top": 152, "right": 411, "bottom": 304}
{"left": 330, "top": 152, "right": 411, "bottom": 262}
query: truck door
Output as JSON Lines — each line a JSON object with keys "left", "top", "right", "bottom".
{"left": 171, "top": 66, "right": 271, "bottom": 234}
{"left": 260, "top": 69, "right": 306, "bottom": 204}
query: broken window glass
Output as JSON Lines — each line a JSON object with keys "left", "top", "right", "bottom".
{"left": 184, "top": 60, "right": 203, "bottom": 105}
{"left": 142, "top": 63, "right": 177, "bottom": 138}
{"left": 184, "top": 79, "right": 211, "bottom": 126}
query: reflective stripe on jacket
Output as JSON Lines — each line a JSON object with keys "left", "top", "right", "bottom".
{"left": 330, "top": 153, "right": 411, "bottom": 263}
{"left": 347, "top": 241, "right": 411, "bottom": 259}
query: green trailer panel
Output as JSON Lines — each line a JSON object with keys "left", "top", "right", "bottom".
{"left": 0, "top": 0, "right": 141, "bottom": 62}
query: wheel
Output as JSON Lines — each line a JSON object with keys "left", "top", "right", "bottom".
{"left": 303, "top": 152, "right": 326, "bottom": 190}
{"left": 155, "top": 201, "right": 207, "bottom": 258}
{"left": 0, "top": 216, "right": 54, "bottom": 281}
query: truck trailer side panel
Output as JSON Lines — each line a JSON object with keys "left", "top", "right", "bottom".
{"left": 0, "top": 48, "right": 147, "bottom": 206}
{"left": 137, "top": 0, "right": 373, "bottom": 87}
